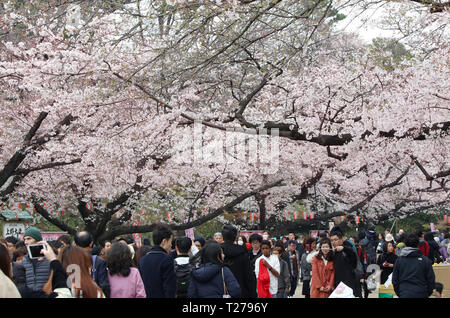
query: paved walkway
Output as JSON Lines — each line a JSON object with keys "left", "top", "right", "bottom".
{"left": 292, "top": 281, "right": 379, "bottom": 298}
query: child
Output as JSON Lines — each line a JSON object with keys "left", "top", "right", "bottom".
{"left": 255, "top": 240, "right": 280, "bottom": 298}
{"left": 273, "top": 247, "right": 290, "bottom": 298}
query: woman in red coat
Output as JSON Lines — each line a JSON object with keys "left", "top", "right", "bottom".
{"left": 311, "top": 238, "right": 335, "bottom": 298}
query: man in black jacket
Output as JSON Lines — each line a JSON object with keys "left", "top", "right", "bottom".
{"left": 74, "top": 231, "right": 110, "bottom": 297}
{"left": 392, "top": 233, "right": 435, "bottom": 298}
{"left": 221, "top": 225, "right": 253, "bottom": 298}
{"left": 330, "top": 226, "right": 361, "bottom": 297}
{"left": 139, "top": 224, "right": 176, "bottom": 298}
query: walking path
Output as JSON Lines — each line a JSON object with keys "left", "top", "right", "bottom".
{"left": 293, "top": 282, "right": 379, "bottom": 298}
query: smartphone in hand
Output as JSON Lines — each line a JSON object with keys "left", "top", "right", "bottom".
{"left": 27, "top": 244, "right": 47, "bottom": 259}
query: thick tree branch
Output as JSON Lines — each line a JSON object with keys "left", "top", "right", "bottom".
{"left": 14, "top": 158, "right": 82, "bottom": 176}
{"left": 98, "top": 179, "right": 284, "bottom": 241}
{"left": 33, "top": 202, "right": 77, "bottom": 236}
{"left": 411, "top": 155, "right": 450, "bottom": 181}
{"left": 0, "top": 112, "right": 48, "bottom": 187}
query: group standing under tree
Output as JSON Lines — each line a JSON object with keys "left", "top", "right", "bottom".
{"left": 0, "top": 224, "right": 448, "bottom": 298}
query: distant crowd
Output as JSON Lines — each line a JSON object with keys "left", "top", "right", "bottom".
{"left": 1, "top": 224, "right": 449, "bottom": 298}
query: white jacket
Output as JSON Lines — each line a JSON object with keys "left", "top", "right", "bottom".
{"left": 0, "top": 269, "right": 21, "bottom": 298}
{"left": 306, "top": 250, "right": 319, "bottom": 264}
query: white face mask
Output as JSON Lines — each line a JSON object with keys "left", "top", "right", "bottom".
{"left": 262, "top": 235, "right": 269, "bottom": 240}
{"left": 237, "top": 240, "right": 243, "bottom": 245}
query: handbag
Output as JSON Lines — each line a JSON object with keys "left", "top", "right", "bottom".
{"left": 222, "top": 268, "right": 231, "bottom": 298}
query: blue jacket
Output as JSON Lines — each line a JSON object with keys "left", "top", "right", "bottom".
{"left": 392, "top": 247, "right": 435, "bottom": 298}
{"left": 90, "top": 254, "right": 110, "bottom": 297}
{"left": 359, "top": 230, "right": 379, "bottom": 264}
{"left": 188, "top": 263, "right": 241, "bottom": 298}
{"left": 139, "top": 246, "right": 176, "bottom": 298}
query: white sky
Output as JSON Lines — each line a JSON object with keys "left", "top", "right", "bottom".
{"left": 335, "top": 3, "right": 397, "bottom": 43}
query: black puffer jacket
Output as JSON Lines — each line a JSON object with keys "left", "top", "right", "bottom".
{"left": 392, "top": 247, "right": 435, "bottom": 298}
{"left": 221, "top": 242, "right": 253, "bottom": 298}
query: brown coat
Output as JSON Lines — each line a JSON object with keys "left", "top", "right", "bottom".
{"left": 311, "top": 255, "right": 335, "bottom": 298}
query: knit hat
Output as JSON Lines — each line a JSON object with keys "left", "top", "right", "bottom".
{"left": 23, "top": 227, "right": 42, "bottom": 242}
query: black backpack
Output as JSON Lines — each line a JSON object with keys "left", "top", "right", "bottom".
{"left": 174, "top": 262, "right": 193, "bottom": 298}
{"left": 364, "top": 239, "right": 378, "bottom": 265}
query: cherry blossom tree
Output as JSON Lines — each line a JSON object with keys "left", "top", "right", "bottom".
{"left": 0, "top": 0, "right": 448, "bottom": 242}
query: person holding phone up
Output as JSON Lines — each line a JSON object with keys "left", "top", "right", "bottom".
{"left": 20, "top": 227, "right": 51, "bottom": 293}
{"left": 19, "top": 240, "right": 72, "bottom": 298}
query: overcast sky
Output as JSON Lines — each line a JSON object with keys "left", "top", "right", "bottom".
{"left": 335, "top": 3, "right": 397, "bottom": 43}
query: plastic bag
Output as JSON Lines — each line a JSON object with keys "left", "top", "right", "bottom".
{"left": 329, "top": 282, "right": 355, "bottom": 298}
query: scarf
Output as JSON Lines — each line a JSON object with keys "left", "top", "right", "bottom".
{"left": 257, "top": 258, "right": 273, "bottom": 298}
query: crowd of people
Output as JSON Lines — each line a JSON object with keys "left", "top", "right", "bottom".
{"left": 0, "top": 224, "right": 449, "bottom": 298}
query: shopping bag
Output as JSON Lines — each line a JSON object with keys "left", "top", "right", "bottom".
{"left": 328, "top": 282, "right": 355, "bottom": 298}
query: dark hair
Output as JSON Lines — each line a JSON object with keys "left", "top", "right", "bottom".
{"left": 152, "top": 225, "right": 173, "bottom": 246}
{"left": 303, "top": 236, "right": 315, "bottom": 246}
{"left": 274, "top": 241, "right": 285, "bottom": 249}
{"left": 5, "top": 236, "right": 18, "bottom": 245}
{"left": 424, "top": 232, "right": 434, "bottom": 242}
{"left": 200, "top": 243, "right": 224, "bottom": 266}
{"left": 74, "top": 231, "right": 93, "bottom": 248}
{"left": 176, "top": 237, "right": 192, "bottom": 254}
{"left": 319, "top": 232, "right": 328, "bottom": 239}
{"left": 238, "top": 235, "right": 247, "bottom": 244}
{"left": 317, "top": 238, "right": 334, "bottom": 261}
{"left": 416, "top": 230, "right": 424, "bottom": 238}
{"left": 261, "top": 240, "right": 272, "bottom": 248}
{"left": 135, "top": 246, "right": 152, "bottom": 265}
{"left": 222, "top": 224, "right": 238, "bottom": 242}
{"left": 15, "top": 241, "right": 25, "bottom": 248}
{"left": 47, "top": 240, "right": 63, "bottom": 255}
{"left": 249, "top": 234, "right": 262, "bottom": 243}
{"left": 119, "top": 236, "right": 134, "bottom": 245}
{"left": 57, "top": 235, "right": 72, "bottom": 246}
{"left": 330, "top": 226, "right": 343, "bottom": 238}
{"left": 444, "top": 233, "right": 450, "bottom": 240}
{"left": 143, "top": 238, "right": 151, "bottom": 246}
{"left": 405, "top": 233, "right": 420, "bottom": 248}
{"left": 91, "top": 245, "right": 102, "bottom": 256}
{"left": 106, "top": 242, "right": 132, "bottom": 277}
{"left": 358, "top": 231, "right": 366, "bottom": 241}
{"left": 0, "top": 244, "right": 12, "bottom": 279}
{"left": 288, "top": 240, "right": 297, "bottom": 246}
{"left": 12, "top": 247, "right": 27, "bottom": 262}
{"left": 397, "top": 232, "right": 406, "bottom": 243}
{"left": 384, "top": 241, "right": 396, "bottom": 252}
{"left": 434, "top": 282, "right": 443, "bottom": 294}
{"left": 194, "top": 237, "right": 206, "bottom": 247}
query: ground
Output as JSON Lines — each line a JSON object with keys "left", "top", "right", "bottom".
{"left": 293, "top": 281, "right": 380, "bottom": 298}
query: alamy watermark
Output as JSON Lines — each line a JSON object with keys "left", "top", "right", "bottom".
{"left": 173, "top": 120, "right": 280, "bottom": 174}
